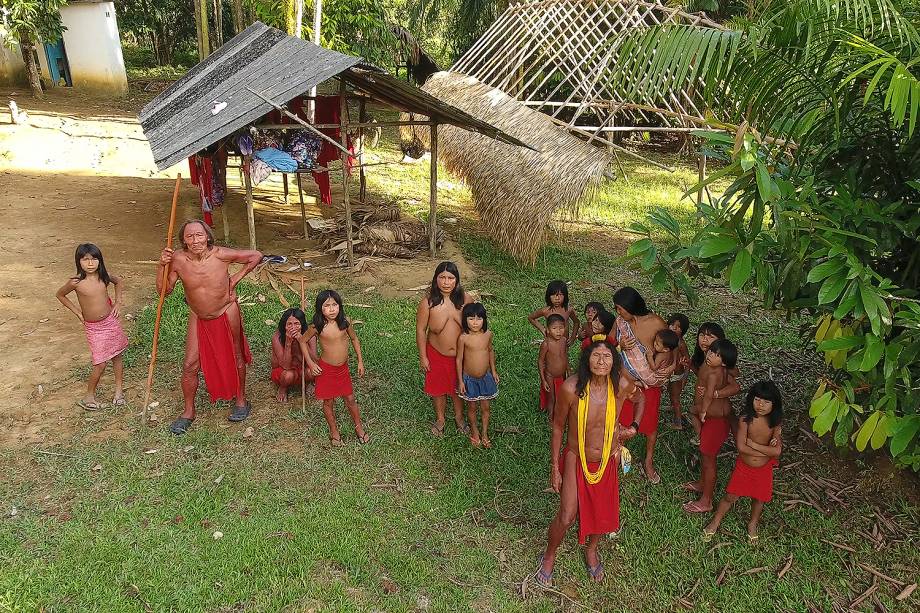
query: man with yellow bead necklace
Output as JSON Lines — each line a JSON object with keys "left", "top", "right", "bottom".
{"left": 535, "top": 340, "right": 639, "bottom": 585}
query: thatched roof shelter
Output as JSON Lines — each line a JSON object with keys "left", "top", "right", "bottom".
{"left": 411, "top": 72, "right": 611, "bottom": 263}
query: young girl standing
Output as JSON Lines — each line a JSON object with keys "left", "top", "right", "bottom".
{"left": 456, "top": 303, "right": 499, "bottom": 448}
{"left": 55, "top": 244, "right": 129, "bottom": 410}
{"left": 297, "top": 290, "right": 369, "bottom": 446}
{"left": 527, "top": 280, "right": 580, "bottom": 345}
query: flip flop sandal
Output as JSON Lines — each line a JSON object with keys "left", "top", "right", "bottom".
{"left": 481, "top": 438, "right": 492, "bottom": 449}
{"left": 682, "top": 501, "right": 712, "bottom": 514}
{"left": 702, "top": 529, "right": 716, "bottom": 542}
{"left": 228, "top": 401, "right": 251, "bottom": 422}
{"left": 670, "top": 416, "right": 684, "bottom": 430}
{"left": 533, "top": 554, "right": 553, "bottom": 587}
{"left": 645, "top": 468, "right": 662, "bottom": 485}
{"left": 357, "top": 432, "right": 370, "bottom": 444}
{"left": 584, "top": 556, "right": 604, "bottom": 582}
{"left": 469, "top": 436, "right": 482, "bottom": 448}
{"left": 748, "top": 533, "right": 760, "bottom": 544}
{"left": 456, "top": 421, "right": 471, "bottom": 435}
{"left": 77, "top": 400, "right": 105, "bottom": 411}
{"left": 330, "top": 437, "right": 345, "bottom": 447}
{"left": 169, "top": 417, "right": 193, "bottom": 435}
{"left": 112, "top": 397, "right": 127, "bottom": 407}
{"left": 430, "top": 422, "right": 445, "bottom": 437}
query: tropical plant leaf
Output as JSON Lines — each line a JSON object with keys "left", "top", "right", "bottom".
{"left": 855, "top": 410, "right": 882, "bottom": 451}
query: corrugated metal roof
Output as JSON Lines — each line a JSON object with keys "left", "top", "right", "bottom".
{"left": 139, "top": 22, "right": 531, "bottom": 170}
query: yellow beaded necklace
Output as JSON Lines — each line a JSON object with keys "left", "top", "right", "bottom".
{"left": 577, "top": 376, "right": 617, "bottom": 484}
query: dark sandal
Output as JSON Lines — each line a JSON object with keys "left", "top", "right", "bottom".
{"left": 430, "top": 422, "right": 445, "bottom": 437}
{"left": 228, "top": 401, "right": 251, "bottom": 422}
{"left": 77, "top": 400, "right": 105, "bottom": 411}
{"left": 357, "top": 432, "right": 370, "bottom": 444}
{"left": 585, "top": 556, "right": 604, "bottom": 582}
{"left": 169, "top": 417, "right": 193, "bottom": 435}
{"left": 534, "top": 554, "right": 553, "bottom": 587}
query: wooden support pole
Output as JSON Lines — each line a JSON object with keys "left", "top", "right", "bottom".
{"left": 358, "top": 98, "right": 367, "bottom": 204}
{"left": 221, "top": 205, "right": 231, "bottom": 244}
{"left": 143, "top": 175, "right": 182, "bottom": 420}
{"left": 243, "top": 154, "right": 256, "bottom": 250}
{"left": 429, "top": 123, "right": 438, "bottom": 257}
{"left": 283, "top": 173, "right": 289, "bottom": 205}
{"left": 296, "top": 173, "right": 308, "bottom": 239}
{"left": 697, "top": 152, "right": 707, "bottom": 206}
{"left": 339, "top": 79, "right": 354, "bottom": 268}
{"left": 300, "top": 276, "right": 306, "bottom": 414}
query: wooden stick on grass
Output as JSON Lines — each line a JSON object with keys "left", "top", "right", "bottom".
{"left": 300, "top": 276, "right": 306, "bottom": 414}
{"left": 142, "top": 175, "right": 181, "bottom": 420}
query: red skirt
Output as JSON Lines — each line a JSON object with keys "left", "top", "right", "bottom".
{"left": 271, "top": 366, "right": 303, "bottom": 385}
{"left": 563, "top": 447, "right": 619, "bottom": 544}
{"left": 699, "top": 416, "right": 730, "bottom": 456}
{"left": 424, "top": 343, "right": 457, "bottom": 397}
{"left": 539, "top": 375, "right": 565, "bottom": 410}
{"left": 618, "top": 386, "right": 662, "bottom": 434}
{"left": 314, "top": 359, "right": 353, "bottom": 400}
{"left": 727, "top": 457, "right": 778, "bottom": 502}
{"left": 197, "top": 311, "right": 252, "bottom": 402}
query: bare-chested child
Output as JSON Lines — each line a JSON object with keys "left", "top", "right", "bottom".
{"left": 417, "top": 261, "right": 473, "bottom": 436}
{"left": 456, "top": 303, "right": 499, "bottom": 448}
{"left": 270, "top": 307, "right": 318, "bottom": 402}
{"left": 666, "top": 314, "right": 691, "bottom": 430}
{"left": 578, "top": 302, "right": 606, "bottom": 341}
{"left": 683, "top": 339, "right": 738, "bottom": 513}
{"left": 580, "top": 309, "right": 615, "bottom": 349}
{"left": 298, "top": 290, "right": 368, "bottom": 446}
{"left": 528, "top": 280, "right": 580, "bottom": 346}
{"left": 687, "top": 322, "right": 741, "bottom": 443}
{"left": 56, "top": 243, "right": 129, "bottom": 410}
{"left": 648, "top": 329, "right": 679, "bottom": 376}
{"left": 705, "top": 381, "right": 782, "bottom": 541}
{"left": 539, "top": 314, "right": 571, "bottom": 420}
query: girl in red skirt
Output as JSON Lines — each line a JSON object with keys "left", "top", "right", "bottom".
{"left": 298, "top": 290, "right": 368, "bottom": 446}
{"left": 704, "top": 381, "right": 783, "bottom": 542}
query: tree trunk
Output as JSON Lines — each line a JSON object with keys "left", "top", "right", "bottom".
{"left": 231, "top": 0, "right": 244, "bottom": 34}
{"left": 193, "top": 0, "right": 210, "bottom": 60}
{"left": 18, "top": 34, "right": 43, "bottom": 99}
{"left": 284, "top": 0, "right": 296, "bottom": 36}
{"left": 213, "top": 0, "right": 223, "bottom": 49}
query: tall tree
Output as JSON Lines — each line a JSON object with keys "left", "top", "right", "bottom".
{"left": 119, "top": 0, "right": 196, "bottom": 66}
{"left": 0, "top": 0, "right": 68, "bottom": 98}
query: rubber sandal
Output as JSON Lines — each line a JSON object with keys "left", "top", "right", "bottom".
{"left": 702, "top": 529, "right": 716, "bottom": 542}
{"left": 77, "top": 400, "right": 105, "bottom": 411}
{"left": 112, "top": 397, "right": 127, "bottom": 407}
{"left": 469, "top": 436, "right": 482, "bottom": 448}
{"left": 228, "top": 401, "right": 251, "bottom": 422}
{"left": 644, "top": 465, "right": 661, "bottom": 485}
{"left": 748, "top": 533, "right": 759, "bottom": 544}
{"left": 482, "top": 438, "right": 492, "bottom": 449}
{"left": 330, "top": 437, "right": 344, "bottom": 447}
{"left": 169, "top": 417, "right": 193, "bottom": 435}
{"left": 430, "top": 422, "right": 445, "bottom": 437}
{"left": 456, "top": 421, "right": 470, "bottom": 435}
{"left": 670, "top": 416, "right": 684, "bottom": 430}
{"left": 357, "top": 432, "right": 370, "bottom": 444}
{"left": 584, "top": 555, "right": 604, "bottom": 582}
{"left": 533, "top": 554, "right": 553, "bottom": 587}
{"left": 682, "top": 500, "right": 712, "bottom": 514}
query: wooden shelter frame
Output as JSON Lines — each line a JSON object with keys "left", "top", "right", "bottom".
{"left": 450, "top": 0, "right": 726, "bottom": 151}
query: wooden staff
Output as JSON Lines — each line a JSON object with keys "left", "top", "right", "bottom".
{"left": 142, "top": 175, "right": 181, "bottom": 419}
{"left": 300, "top": 276, "right": 306, "bottom": 413}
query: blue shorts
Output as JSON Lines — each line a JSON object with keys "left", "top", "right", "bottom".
{"left": 459, "top": 371, "right": 498, "bottom": 402}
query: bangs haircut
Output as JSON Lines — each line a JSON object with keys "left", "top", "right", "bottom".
{"left": 742, "top": 380, "right": 784, "bottom": 427}
{"left": 461, "top": 302, "right": 488, "bottom": 333}
{"left": 74, "top": 243, "right": 112, "bottom": 285}
{"left": 575, "top": 340, "right": 620, "bottom": 397}
{"left": 584, "top": 301, "right": 605, "bottom": 316}
{"left": 277, "top": 307, "right": 308, "bottom": 345}
{"left": 546, "top": 313, "right": 565, "bottom": 327}
{"left": 692, "top": 321, "right": 726, "bottom": 368}
{"left": 427, "top": 261, "right": 465, "bottom": 309}
{"left": 657, "top": 329, "right": 679, "bottom": 350}
{"left": 545, "top": 280, "right": 569, "bottom": 308}
{"left": 596, "top": 309, "right": 615, "bottom": 335}
{"left": 612, "top": 286, "right": 649, "bottom": 316}
{"left": 709, "top": 338, "right": 738, "bottom": 369}
{"left": 313, "top": 289, "right": 348, "bottom": 332}
{"left": 178, "top": 219, "right": 215, "bottom": 249}
{"left": 667, "top": 313, "right": 690, "bottom": 336}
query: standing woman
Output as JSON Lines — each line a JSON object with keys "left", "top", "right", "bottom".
{"left": 416, "top": 261, "right": 473, "bottom": 436}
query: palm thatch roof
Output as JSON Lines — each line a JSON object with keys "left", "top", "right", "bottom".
{"left": 408, "top": 72, "right": 611, "bottom": 263}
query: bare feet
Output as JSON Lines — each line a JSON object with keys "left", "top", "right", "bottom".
{"left": 430, "top": 421, "right": 445, "bottom": 437}
{"left": 644, "top": 462, "right": 660, "bottom": 484}
{"left": 682, "top": 500, "right": 712, "bottom": 513}
{"left": 481, "top": 437, "right": 492, "bottom": 449}
{"left": 276, "top": 388, "right": 289, "bottom": 403}
{"left": 330, "top": 436, "right": 344, "bottom": 447}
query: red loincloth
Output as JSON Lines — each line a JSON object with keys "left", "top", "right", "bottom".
{"left": 563, "top": 447, "right": 619, "bottom": 544}
{"left": 539, "top": 375, "right": 565, "bottom": 410}
{"left": 197, "top": 311, "right": 252, "bottom": 402}
{"left": 618, "top": 386, "right": 662, "bottom": 434}
{"left": 424, "top": 343, "right": 458, "bottom": 397}
{"left": 314, "top": 359, "right": 353, "bottom": 400}
{"left": 726, "top": 457, "right": 779, "bottom": 502}
{"left": 271, "top": 366, "right": 303, "bottom": 386}
{"left": 83, "top": 308, "right": 129, "bottom": 365}
{"left": 699, "top": 416, "right": 730, "bottom": 456}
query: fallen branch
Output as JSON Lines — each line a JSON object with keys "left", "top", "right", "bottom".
{"left": 777, "top": 554, "right": 793, "bottom": 579}
{"left": 32, "top": 449, "right": 78, "bottom": 459}
{"left": 857, "top": 563, "right": 906, "bottom": 588}
{"left": 821, "top": 539, "right": 856, "bottom": 553}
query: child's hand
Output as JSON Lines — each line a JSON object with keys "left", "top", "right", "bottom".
{"left": 459, "top": 381, "right": 466, "bottom": 396}
{"left": 111, "top": 301, "right": 120, "bottom": 318}
{"left": 699, "top": 411, "right": 707, "bottom": 423}
{"left": 492, "top": 372, "right": 500, "bottom": 384}
{"left": 357, "top": 361, "right": 365, "bottom": 377}
{"left": 308, "top": 362, "right": 323, "bottom": 377}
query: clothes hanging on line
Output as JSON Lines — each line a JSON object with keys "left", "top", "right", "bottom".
{"left": 254, "top": 147, "right": 298, "bottom": 172}
{"left": 312, "top": 95, "right": 357, "bottom": 205}
{"left": 249, "top": 157, "right": 272, "bottom": 185}
{"left": 188, "top": 146, "right": 227, "bottom": 226}
{"left": 286, "top": 130, "right": 323, "bottom": 169}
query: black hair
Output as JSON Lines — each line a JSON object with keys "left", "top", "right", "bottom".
{"left": 575, "top": 340, "right": 620, "bottom": 397}
{"left": 313, "top": 289, "right": 348, "bottom": 332}
{"left": 742, "top": 381, "right": 783, "bottom": 427}
{"left": 74, "top": 243, "right": 112, "bottom": 285}
{"left": 461, "top": 302, "right": 488, "bottom": 333}
{"left": 277, "top": 307, "right": 308, "bottom": 345}
{"left": 545, "top": 280, "right": 569, "bottom": 309}
{"left": 692, "top": 321, "right": 726, "bottom": 369}
{"left": 656, "top": 329, "right": 679, "bottom": 350}
{"left": 427, "top": 261, "right": 465, "bottom": 309}
{"left": 667, "top": 313, "right": 690, "bottom": 336}
{"left": 708, "top": 338, "right": 738, "bottom": 369}
{"left": 612, "top": 286, "right": 649, "bottom": 316}
{"left": 584, "top": 301, "right": 605, "bottom": 317}
{"left": 596, "top": 310, "right": 615, "bottom": 335}
{"left": 178, "top": 219, "right": 215, "bottom": 249}
{"left": 546, "top": 313, "right": 566, "bottom": 327}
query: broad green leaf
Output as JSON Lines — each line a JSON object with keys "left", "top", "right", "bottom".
{"left": 627, "top": 238, "right": 653, "bottom": 257}
{"left": 698, "top": 236, "right": 737, "bottom": 258}
{"left": 812, "top": 381, "right": 827, "bottom": 402}
{"left": 641, "top": 245, "right": 658, "bottom": 270}
{"left": 814, "top": 398, "right": 838, "bottom": 436}
{"left": 729, "top": 249, "right": 753, "bottom": 292}
{"left": 833, "top": 285, "right": 859, "bottom": 319}
{"left": 815, "top": 315, "right": 832, "bottom": 343}
{"left": 755, "top": 161, "right": 774, "bottom": 202}
{"left": 809, "top": 390, "right": 833, "bottom": 418}
{"left": 806, "top": 259, "right": 845, "bottom": 283}
{"left": 859, "top": 333, "right": 884, "bottom": 371}
{"left": 652, "top": 269, "right": 668, "bottom": 292}
{"left": 859, "top": 282, "right": 881, "bottom": 334}
{"left": 834, "top": 411, "right": 854, "bottom": 447}
{"left": 691, "top": 129, "right": 734, "bottom": 143}
{"left": 817, "top": 335, "right": 863, "bottom": 351}
{"left": 855, "top": 410, "right": 881, "bottom": 452}
{"left": 818, "top": 274, "right": 848, "bottom": 305}
{"left": 891, "top": 416, "right": 920, "bottom": 456}
{"left": 870, "top": 414, "right": 891, "bottom": 450}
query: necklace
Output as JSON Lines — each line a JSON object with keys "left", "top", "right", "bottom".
{"left": 577, "top": 377, "right": 617, "bottom": 484}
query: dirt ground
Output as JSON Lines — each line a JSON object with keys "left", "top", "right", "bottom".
{"left": 0, "top": 87, "right": 469, "bottom": 449}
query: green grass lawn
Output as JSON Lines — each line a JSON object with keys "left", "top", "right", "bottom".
{"left": 2, "top": 149, "right": 917, "bottom": 612}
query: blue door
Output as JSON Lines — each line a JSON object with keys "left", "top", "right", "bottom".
{"left": 43, "top": 40, "right": 72, "bottom": 87}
